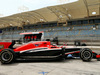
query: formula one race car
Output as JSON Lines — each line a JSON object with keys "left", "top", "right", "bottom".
{"left": 0, "top": 41, "right": 100, "bottom": 64}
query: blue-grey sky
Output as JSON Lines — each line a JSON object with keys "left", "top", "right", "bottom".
{"left": 0, "top": 0, "right": 78, "bottom": 17}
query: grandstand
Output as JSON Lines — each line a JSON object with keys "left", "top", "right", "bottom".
{"left": 0, "top": 0, "right": 100, "bottom": 46}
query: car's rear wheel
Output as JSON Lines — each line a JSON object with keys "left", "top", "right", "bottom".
{"left": 0, "top": 49, "right": 15, "bottom": 64}
{"left": 80, "top": 48, "right": 93, "bottom": 62}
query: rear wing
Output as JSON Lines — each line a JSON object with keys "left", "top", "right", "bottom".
{"left": 20, "top": 31, "right": 43, "bottom": 35}
{"left": 20, "top": 31, "right": 44, "bottom": 42}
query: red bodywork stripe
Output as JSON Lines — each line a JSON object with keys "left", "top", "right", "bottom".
{"left": 96, "top": 55, "right": 100, "bottom": 58}
{"left": 0, "top": 42, "right": 12, "bottom": 52}
{"left": 65, "top": 51, "right": 80, "bottom": 55}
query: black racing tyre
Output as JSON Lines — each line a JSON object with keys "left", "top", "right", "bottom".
{"left": 81, "top": 43, "right": 87, "bottom": 46}
{"left": 80, "top": 48, "right": 93, "bottom": 62}
{"left": 0, "top": 49, "right": 15, "bottom": 64}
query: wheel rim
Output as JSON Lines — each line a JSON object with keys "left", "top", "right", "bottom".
{"left": 1, "top": 52, "right": 12, "bottom": 61}
{"left": 83, "top": 51, "right": 91, "bottom": 59}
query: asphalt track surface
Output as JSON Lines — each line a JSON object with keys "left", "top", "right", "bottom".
{"left": 0, "top": 58, "right": 100, "bottom": 75}
{"left": 0, "top": 47, "right": 100, "bottom": 75}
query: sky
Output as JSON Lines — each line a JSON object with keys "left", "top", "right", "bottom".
{"left": 0, "top": 0, "right": 78, "bottom": 17}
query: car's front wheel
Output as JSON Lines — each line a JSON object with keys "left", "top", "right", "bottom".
{"left": 0, "top": 49, "right": 15, "bottom": 64}
{"left": 80, "top": 48, "right": 93, "bottom": 62}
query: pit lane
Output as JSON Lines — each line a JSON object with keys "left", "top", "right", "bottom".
{"left": 0, "top": 45, "right": 100, "bottom": 75}
{"left": 0, "top": 58, "right": 100, "bottom": 75}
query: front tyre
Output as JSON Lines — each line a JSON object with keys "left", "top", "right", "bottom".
{"left": 80, "top": 48, "right": 93, "bottom": 62}
{"left": 0, "top": 49, "right": 15, "bottom": 64}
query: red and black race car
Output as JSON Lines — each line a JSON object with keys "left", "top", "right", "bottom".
{"left": 0, "top": 40, "right": 100, "bottom": 64}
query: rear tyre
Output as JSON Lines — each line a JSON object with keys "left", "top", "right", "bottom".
{"left": 80, "top": 48, "right": 93, "bottom": 62}
{"left": 0, "top": 49, "right": 15, "bottom": 64}
{"left": 81, "top": 43, "right": 87, "bottom": 46}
